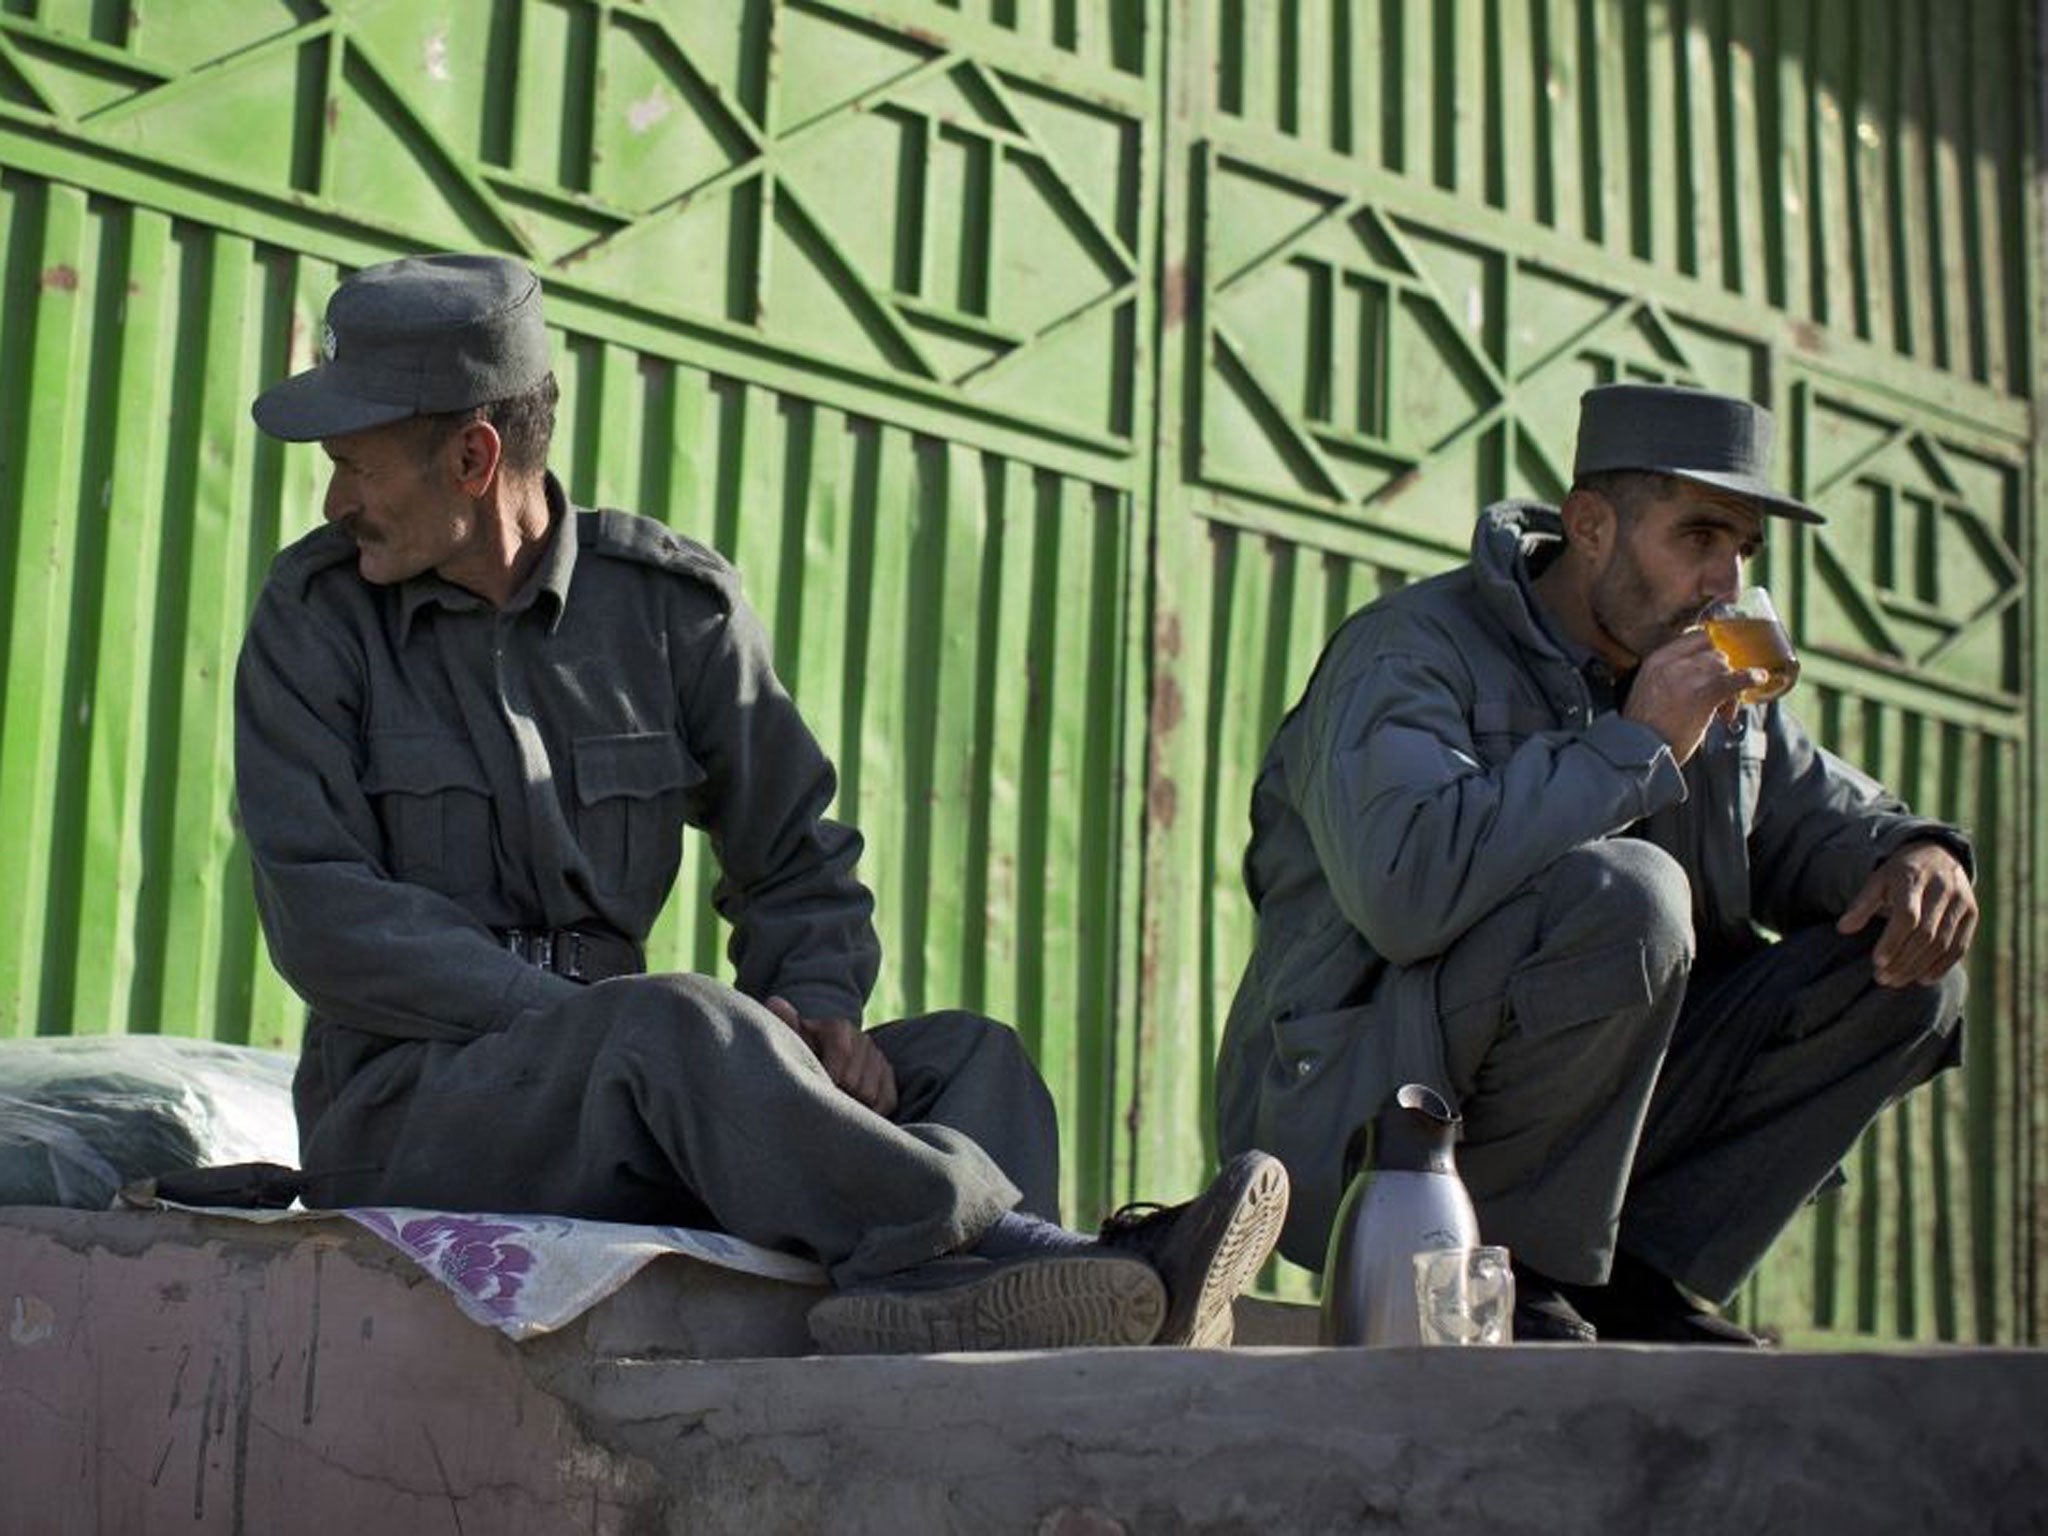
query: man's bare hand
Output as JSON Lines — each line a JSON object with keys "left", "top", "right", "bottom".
{"left": 1837, "top": 842, "right": 1977, "bottom": 988}
{"left": 1621, "top": 630, "right": 1764, "bottom": 766}
{"left": 764, "top": 996, "right": 899, "bottom": 1116}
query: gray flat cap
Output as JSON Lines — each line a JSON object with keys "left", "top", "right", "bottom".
{"left": 1573, "top": 383, "right": 1823, "bottom": 524}
{"left": 251, "top": 253, "right": 550, "bottom": 441}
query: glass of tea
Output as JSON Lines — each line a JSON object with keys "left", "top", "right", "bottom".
{"left": 1701, "top": 586, "right": 1800, "bottom": 704}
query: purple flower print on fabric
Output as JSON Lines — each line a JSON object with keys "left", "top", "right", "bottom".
{"left": 389, "top": 1215, "right": 536, "bottom": 1318}
{"left": 339, "top": 1207, "right": 826, "bottom": 1338}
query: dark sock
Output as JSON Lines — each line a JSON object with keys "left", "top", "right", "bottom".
{"left": 967, "top": 1210, "right": 1098, "bottom": 1260}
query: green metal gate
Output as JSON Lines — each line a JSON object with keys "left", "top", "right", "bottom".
{"left": 0, "top": 0, "right": 2039, "bottom": 1343}
{"left": 1135, "top": 0, "right": 2044, "bottom": 1344}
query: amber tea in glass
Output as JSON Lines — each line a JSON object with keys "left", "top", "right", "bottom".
{"left": 1702, "top": 586, "right": 1799, "bottom": 705}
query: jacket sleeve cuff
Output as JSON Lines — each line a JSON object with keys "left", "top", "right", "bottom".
{"left": 1874, "top": 821, "right": 1977, "bottom": 880}
{"left": 771, "top": 985, "right": 868, "bottom": 1027}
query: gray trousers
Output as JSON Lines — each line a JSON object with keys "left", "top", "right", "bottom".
{"left": 1438, "top": 841, "right": 1964, "bottom": 1303}
{"left": 298, "top": 974, "right": 1059, "bottom": 1284}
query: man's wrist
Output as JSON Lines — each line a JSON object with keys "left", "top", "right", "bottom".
{"left": 1886, "top": 830, "right": 1975, "bottom": 878}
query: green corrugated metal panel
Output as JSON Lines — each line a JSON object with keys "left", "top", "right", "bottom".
{"left": 1138, "top": 0, "right": 2042, "bottom": 1337}
{"left": 0, "top": 190, "right": 302, "bottom": 1048}
{"left": 607, "top": 375, "right": 1143, "bottom": 1226}
{"left": 0, "top": 0, "right": 2040, "bottom": 1337}
{"left": 2019, "top": 0, "right": 2048, "bottom": 1349}
{"left": 1204, "top": 0, "right": 2031, "bottom": 400}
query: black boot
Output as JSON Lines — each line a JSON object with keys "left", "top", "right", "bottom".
{"left": 1560, "top": 1250, "right": 1764, "bottom": 1347}
{"left": 1509, "top": 1261, "right": 1598, "bottom": 1343}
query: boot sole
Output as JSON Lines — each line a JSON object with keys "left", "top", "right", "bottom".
{"left": 807, "top": 1255, "right": 1166, "bottom": 1355}
{"left": 1170, "top": 1152, "right": 1291, "bottom": 1348}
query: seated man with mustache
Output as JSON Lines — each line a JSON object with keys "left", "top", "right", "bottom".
{"left": 236, "top": 253, "right": 1287, "bottom": 1353}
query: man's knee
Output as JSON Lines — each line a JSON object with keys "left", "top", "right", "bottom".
{"left": 874, "top": 1010, "right": 1050, "bottom": 1094}
{"left": 1865, "top": 944, "right": 1968, "bottom": 1069}
{"left": 876, "top": 1008, "right": 1017, "bottom": 1057}
{"left": 1931, "top": 962, "right": 1968, "bottom": 1031}
{"left": 594, "top": 972, "right": 802, "bottom": 1071}
{"left": 1813, "top": 925, "right": 1968, "bottom": 1044}
{"left": 1926, "top": 963, "right": 1968, "bottom": 1075}
{"left": 1440, "top": 841, "right": 1691, "bottom": 1074}
{"left": 1537, "top": 840, "right": 1695, "bottom": 974}
{"left": 1890, "top": 948, "right": 1969, "bottom": 1037}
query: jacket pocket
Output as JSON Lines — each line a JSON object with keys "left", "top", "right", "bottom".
{"left": 573, "top": 732, "right": 702, "bottom": 897}
{"left": 362, "top": 733, "right": 494, "bottom": 895}
{"left": 1260, "top": 1004, "right": 1381, "bottom": 1268}
{"left": 1506, "top": 939, "right": 1653, "bottom": 1037}
{"left": 1270, "top": 1005, "right": 1369, "bottom": 1085}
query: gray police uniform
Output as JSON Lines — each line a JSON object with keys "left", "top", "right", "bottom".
{"left": 235, "top": 475, "right": 1056, "bottom": 1284}
{"left": 1218, "top": 502, "right": 1967, "bottom": 1300}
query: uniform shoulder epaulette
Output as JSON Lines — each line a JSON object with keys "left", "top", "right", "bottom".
{"left": 580, "top": 508, "right": 737, "bottom": 606}
{"left": 267, "top": 523, "right": 359, "bottom": 599}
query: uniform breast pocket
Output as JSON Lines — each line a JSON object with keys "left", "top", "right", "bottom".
{"left": 361, "top": 734, "right": 495, "bottom": 896}
{"left": 573, "top": 732, "right": 703, "bottom": 898}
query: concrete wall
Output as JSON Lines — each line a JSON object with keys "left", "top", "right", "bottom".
{"left": 1, "top": 1207, "right": 659, "bottom": 1532}
{"left": 3, "top": 1208, "right": 2044, "bottom": 1534}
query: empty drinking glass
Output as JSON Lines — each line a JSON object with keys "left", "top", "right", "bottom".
{"left": 1412, "top": 1245, "right": 1516, "bottom": 1346}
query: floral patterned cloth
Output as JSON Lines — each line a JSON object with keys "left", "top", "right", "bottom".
{"left": 153, "top": 1201, "right": 828, "bottom": 1340}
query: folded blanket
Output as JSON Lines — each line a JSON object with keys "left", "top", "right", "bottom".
{"left": 146, "top": 1199, "right": 827, "bottom": 1339}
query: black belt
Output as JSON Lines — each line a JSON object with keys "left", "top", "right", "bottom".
{"left": 492, "top": 925, "right": 645, "bottom": 984}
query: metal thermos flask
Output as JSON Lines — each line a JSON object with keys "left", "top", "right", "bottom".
{"left": 1319, "top": 1082, "right": 1480, "bottom": 1345}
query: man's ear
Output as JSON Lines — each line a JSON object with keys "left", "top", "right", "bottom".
{"left": 1559, "top": 487, "right": 1615, "bottom": 565}
{"left": 451, "top": 419, "right": 505, "bottom": 498}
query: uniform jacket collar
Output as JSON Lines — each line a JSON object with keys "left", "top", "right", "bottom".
{"left": 396, "top": 472, "right": 579, "bottom": 642}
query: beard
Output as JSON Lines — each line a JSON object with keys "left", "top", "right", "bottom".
{"left": 1587, "top": 539, "right": 1702, "bottom": 666}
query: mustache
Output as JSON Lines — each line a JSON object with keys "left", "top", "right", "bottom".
{"left": 340, "top": 514, "right": 384, "bottom": 545}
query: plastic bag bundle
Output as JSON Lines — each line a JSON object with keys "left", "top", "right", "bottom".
{"left": 0, "top": 1036, "right": 297, "bottom": 1209}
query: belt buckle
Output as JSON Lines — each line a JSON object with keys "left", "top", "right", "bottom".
{"left": 502, "top": 926, "right": 551, "bottom": 972}
{"left": 502, "top": 924, "right": 598, "bottom": 982}
{"left": 556, "top": 930, "right": 586, "bottom": 982}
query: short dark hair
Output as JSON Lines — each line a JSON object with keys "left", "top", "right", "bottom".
{"left": 413, "top": 370, "right": 559, "bottom": 478}
{"left": 1571, "top": 469, "right": 1675, "bottom": 523}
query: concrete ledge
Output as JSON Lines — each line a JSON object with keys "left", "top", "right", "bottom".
{"left": 4, "top": 1208, "right": 2042, "bottom": 1534}
{"left": 555, "top": 1345, "right": 2048, "bottom": 1534}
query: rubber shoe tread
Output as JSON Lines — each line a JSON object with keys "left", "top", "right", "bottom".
{"left": 807, "top": 1254, "right": 1166, "bottom": 1355}
{"left": 1100, "top": 1151, "right": 1290, "bottom": 1348}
